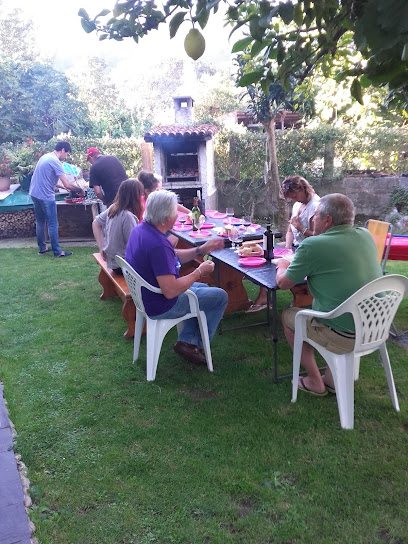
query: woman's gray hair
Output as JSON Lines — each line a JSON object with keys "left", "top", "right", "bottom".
{"left": 144, "top": 189, "right": 178, "bottom": 225}
{"left": 317, "top": 193, "right": 355, "bottom": 226}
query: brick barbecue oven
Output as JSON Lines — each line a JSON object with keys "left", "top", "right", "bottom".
{"left": 144, "top": 96, "right": 218, "bottom": 210}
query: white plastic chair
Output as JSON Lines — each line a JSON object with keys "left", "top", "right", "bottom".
{"left": 115, "top": 256, "right": 213, "bottom": 381}
{"left": 291, "top": 274, "right": 408, "bottom": 429}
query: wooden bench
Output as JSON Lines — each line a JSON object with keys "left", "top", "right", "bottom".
{"left": 93, "top": 252, "right": 135, "bottom": 339}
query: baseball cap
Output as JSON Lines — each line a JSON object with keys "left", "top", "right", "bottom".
{"left": 86, "top": 147, "right": 100, "bottom": 158}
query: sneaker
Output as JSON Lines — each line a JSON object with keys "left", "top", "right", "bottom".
{"left": 54, "top": 251, "right": 73, "bottom": 258}
{"left": 173, "top": 341, "right": 207, "bottom": 365}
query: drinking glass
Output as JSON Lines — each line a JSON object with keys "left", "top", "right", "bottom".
{"left": 226, "top": 207, "right": 234, "bottom": 224}
{"left": 235, "top": 231, "right": 243, "bottom": 253}
{"left": 179, "top": 214, "right": 187, "bottom": 226}
{"left": 228, "top": 227, "right": 239, "bottom": 249}
{"left": 242, "top": 215, "right": 252, "bottom": 234}
{"left": 194, "top": 214, "right": 205, "bottom": 235}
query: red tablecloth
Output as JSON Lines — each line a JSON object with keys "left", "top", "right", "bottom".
{"left": 388, "top": 235, "right": 408, "bottom": 261}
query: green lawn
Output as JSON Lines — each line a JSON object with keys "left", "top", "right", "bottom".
{"left": 1, "top": 248, "right": 408, "bottom": 544}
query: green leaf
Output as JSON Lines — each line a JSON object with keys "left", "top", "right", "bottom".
{"left": 238, "top": 69, "right": 264, "bottom": 87}
{"left": 360, "top": 74, "right": 372, "bottom": 88}
{"left": 96, "top": 9, "right": 110, "bottom": 18}
{"left": 99, "top": 34, "right": 108, "bottom": 41}
{"left": 350, "top": 78, "right": 364, "bottom": 105}
{"left": 259, "top": 6, "right": 279, "bottom": 28}
{"left": 196, "top": 8, "right": 210, "bottom": 30}
{"left": 231, "top": 36, "right": 254, "bottom": 53}
{"left": 261, "top": 77, "right": 271, "bottom": 95}
{"left": 293, "top": 3, "right": 303, "bottom": 26}
{"left": 277, "top": 42, "right": 285, "bottom": 65}
{"left": 251, "top": 40, "right": 267, "bottom": 57}
{"left": 249, "top": 16, "right": 265, "bottom": 42}
{"left": 169, "top": 11, "right": 187, "bottom": 39}
{"left": 77, "top": 8, "right": 89, "bottom": 20}
{"left": 279, "top": 1, "right": 294, "bottom": 25}
{"left": 80, "top": 19, "right": 96, "bottom": 33}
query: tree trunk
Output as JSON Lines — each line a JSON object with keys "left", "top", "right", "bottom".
{"left": 323, "top": 139, "right": 335, "bottom": 178}
{"left": 263, "top": 118, "right": 288, "bottom": 232}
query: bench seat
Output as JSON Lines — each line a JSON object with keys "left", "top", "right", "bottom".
{"left": 93, "top": 252, "right": 135, "bottom": 339}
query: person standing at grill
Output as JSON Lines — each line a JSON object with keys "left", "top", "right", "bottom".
{"left": 29, "top": 141, "right": 85, "bottom": 257}
{"left": 86, "top": 147, "right": 128, "bottom": 207}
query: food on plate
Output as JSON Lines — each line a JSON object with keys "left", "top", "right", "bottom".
{"left": 239, "top": 242, "right": 263, "bottom": 256}
{"left": 218, "top": 224, "right": 238, "bottom": 237}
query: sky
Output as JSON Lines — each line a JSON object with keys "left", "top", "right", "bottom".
{"left": 3, "top": 0, "right": 236, "bottom": 72}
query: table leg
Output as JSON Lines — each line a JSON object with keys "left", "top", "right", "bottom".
{"left": 216, "top": 260, "right": 252, "bottom": 313}
{"left": 122, "top": 299, "right": 136, "bottom": 339}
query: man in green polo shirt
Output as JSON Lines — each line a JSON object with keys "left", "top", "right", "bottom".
{"left": 276, "top": 193, "right": 382, "bottom": 396}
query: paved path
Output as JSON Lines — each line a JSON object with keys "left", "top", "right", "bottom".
{"left": 0, "top": 383, "right": 31, "bottom": 544}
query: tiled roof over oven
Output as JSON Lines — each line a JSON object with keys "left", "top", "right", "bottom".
{"left": 144, "top": 124, "right": 218, "bottom": 142}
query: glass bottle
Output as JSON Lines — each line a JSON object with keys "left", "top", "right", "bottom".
{"left": 192, "top": 196, "right": 200, "bottom": 231}
{"left": 263, "top": 221, "right": 274, "bottom": 261}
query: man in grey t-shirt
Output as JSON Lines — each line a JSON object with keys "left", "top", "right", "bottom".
{"left": 29, "top": 141, "right": 84, "bottom": 257}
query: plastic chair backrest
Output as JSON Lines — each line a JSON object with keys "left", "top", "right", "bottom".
{"left": 324, "top": 274, "right": 408, "bottom": 355}
{"left": 365, "top": 219, "right": 393, "bottom": 273}
{"left": 115, "top": 255, "right": 161, "bottom": 315}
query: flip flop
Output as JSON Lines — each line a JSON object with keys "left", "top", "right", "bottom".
{"left": 296, "top": 377, "right": 328, "bottom": 397}
{"left": 324, "top": 384, "right": 336, "bottom": 394}
{"left": 245, "top": 303, "right": 267, "bottom": 313}
{"left": 38, "top": 248, "right": 50, "bottom": 254}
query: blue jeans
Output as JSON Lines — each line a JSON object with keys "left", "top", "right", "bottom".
{"left": 31, "top": 197, "right": 62, "bottom": 256}
{"left": 151, "top": 283, "right": 228, "bottom": 349}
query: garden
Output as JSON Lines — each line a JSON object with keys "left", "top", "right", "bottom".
{"left": 2, "top": 1, "right": 408, "bottom": 542}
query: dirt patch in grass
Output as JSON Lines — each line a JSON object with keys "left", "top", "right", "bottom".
{"left": 378, "top": 527, "right": 405, "bottom": 543}
{"left": 188, "top": 389, "right": 217, "bottom": 402}
{"left": 389, "top": 331, "right": 408, "bottom": 351}
{"left": 237, "top": 499, "right": 255, "bottom": 517}
{"left": 41, "top": 292, "right": 57, "bottom": 301}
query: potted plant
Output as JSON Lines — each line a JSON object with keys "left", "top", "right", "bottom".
{"left": 0, "top": 155, "right": 12, "bottom": 191}
{"left": 11, "top": 139, "right": 47, "bottom": 191}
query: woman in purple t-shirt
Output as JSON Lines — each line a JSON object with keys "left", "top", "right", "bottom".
{"left": 125, "top": 190, "right": 228, "bottom": 366}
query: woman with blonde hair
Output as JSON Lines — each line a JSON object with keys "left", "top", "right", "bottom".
{"left": 92, "top": 178, "right": 144, "bottom": 274}
{"left": 281, "top": 175, "right": 320, "bottom": 249}
{"left": 247, "top": 175, "right": 320, "bottom": 312}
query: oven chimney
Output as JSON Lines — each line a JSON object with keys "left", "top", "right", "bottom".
{"left": 173, "top": 96, "right": 194, "bottom": 126}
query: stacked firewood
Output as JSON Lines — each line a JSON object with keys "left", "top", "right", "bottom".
{"left": 0, "top": 210, "right": 35, "bottom": 238}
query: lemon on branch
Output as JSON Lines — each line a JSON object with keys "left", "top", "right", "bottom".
{"left": 184, "top": 28, "right": 205, "bottom": 61}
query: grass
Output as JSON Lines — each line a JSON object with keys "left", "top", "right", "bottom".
{"left": 1, "top": 247, "right": 408, "bottom": 544}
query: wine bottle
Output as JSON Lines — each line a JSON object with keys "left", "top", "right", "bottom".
{"left": 263, "top": 221, "right": 274, "bottom": 261}
{"left": 192, "top": 196, "right": 200, "bottom": 231}
{"left": 197, "top": 190, "right": 206, "bottom": 216}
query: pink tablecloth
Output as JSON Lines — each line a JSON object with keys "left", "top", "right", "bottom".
{"left": 388, "top": 236, "right": 408, "bottom": 261}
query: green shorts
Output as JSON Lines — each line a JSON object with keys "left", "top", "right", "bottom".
{"left": 283, "top": 307, "right": 355, "bottom": 355}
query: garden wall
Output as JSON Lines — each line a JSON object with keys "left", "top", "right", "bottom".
{"left": 217, "top": 176, "right": 408, "bottom": 227}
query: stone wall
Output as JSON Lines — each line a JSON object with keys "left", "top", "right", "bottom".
{"left": 217, "top": 175, "right": 408, "bottom": 226}
{"left": 311, "top": 176, "right": 405, "bottom": 224}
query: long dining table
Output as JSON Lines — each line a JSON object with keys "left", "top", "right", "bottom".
{"left": 170, "top": 214, "right": 296, "bottom": 381}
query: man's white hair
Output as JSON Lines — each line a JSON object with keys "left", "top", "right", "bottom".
{"left": 144, "top": 189, "right": 178, "bottom": 225}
